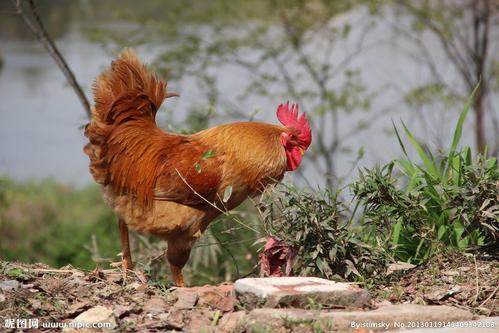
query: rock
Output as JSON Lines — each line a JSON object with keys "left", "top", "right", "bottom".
{"left": 66, "top": 301, "right": 91, "bottom": 316}
{"left": 104, "top": 272, "right": 123, "bottom": 284}
{"left": 173, "top": 283, "right": 235, "bottom": 312}
{"left": 184, "top": 308, "right": 215, "bottom": 333}
{"left": 244, "top": 304, "right": 473, "bottom": 332}
{"left": 218, "top": 311, "right": 247, "bottom": 332}
{"left": 0, "top": 280, "right": 20, "bottom": 291}
{"left": 0, "top": 292, "right": 5, "bottom": 303}
{"left": 167, "top": 309, "right": 185, "bottom": 328}
{"left": 373, "top": 300, "right": 393, "bottom": 307}
{"left": 234, "top": 277, "right": 370, "bottom": 309}
{"left": 442, "top": 270, "right": 459, "bottom": 276}
{"left": 143, "top": 296, "right": 168, "bottom": 314}
{"left": 125, "top": 282, "right": 142, "bottom": 291}
{"left": 38, "top": 277, "right": 65, "bottom": 293}
{"left": 112, "top": 304, "right": 136, "bottom": 318}
{"left": 386, "top": 262, "right": 417, "bottom": 275}
{"left": 441, "top": 275, "right": 454, "bottom": 283}
{"left": 63, "top": 305, "right": 117, "bottom": 332}
{"left": 424, "top": 286, "right": 464, "bottom": 303}
{"left": 173, "top": 290, "right": 199, "bottom": 309}
{"left": 458, "top": 266, "right": 471, "bottom": 273}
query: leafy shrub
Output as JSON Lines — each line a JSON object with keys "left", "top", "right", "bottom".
{"left": 260, "top": 185, "right": 389, "bottom": 281}
{"left": 352, "top": 89, "right": 498, "bottom": 264}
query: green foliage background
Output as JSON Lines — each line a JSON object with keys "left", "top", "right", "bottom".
{"left": 0, "top": 179, "right": 118, "bottom": 269}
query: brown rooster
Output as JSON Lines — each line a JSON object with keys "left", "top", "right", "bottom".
{"left": 84, "top": 49, "right": 311, "bottom": 286}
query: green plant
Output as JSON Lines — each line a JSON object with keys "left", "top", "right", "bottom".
{"left": 352, "top": 86, "right": 498, "bottom": 264}
{"left": 0, "top": 178, "right": 120, "bottom": 269}
{"left": 305, "top": 297, "right": 323, "bottom": 310}
{"left": 260, "top": 184, "right": 389, "bottom": 280}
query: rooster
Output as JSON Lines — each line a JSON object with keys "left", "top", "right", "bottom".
{"left": 84, "top": 49, "right": 312, "bottom": 286}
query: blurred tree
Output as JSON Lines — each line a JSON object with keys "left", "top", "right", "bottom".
{"left": 393, "top": 0, "right": 499, "bottom": 155}
{"left": 14, "top": 0, "right": 91, "bottom": 117}
{"left": 89, "top": 0, "right": 383, "bottom": 189}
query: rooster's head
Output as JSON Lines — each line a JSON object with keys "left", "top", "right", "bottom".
{"left": 277, "top": 102, "right": 312, "bottom": 171}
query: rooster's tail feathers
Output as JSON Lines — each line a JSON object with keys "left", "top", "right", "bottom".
{"left": 84, "top": 49, "right": 171, "bottom": 186}
{"left": 92, "top": 48, "right": 167, "bottom": 124}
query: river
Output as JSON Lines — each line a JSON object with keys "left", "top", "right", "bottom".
{"left": 0, "top": 2, "right": 488, "bottom": 188}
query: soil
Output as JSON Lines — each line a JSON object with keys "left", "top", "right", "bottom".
{"left": 0, "top": 252, "right": 497, "bottom": 332}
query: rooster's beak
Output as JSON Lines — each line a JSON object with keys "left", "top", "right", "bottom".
{"left": 166, "top": 92, "right": 180, "bottom": 98}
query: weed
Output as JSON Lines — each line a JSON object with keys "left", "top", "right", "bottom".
{"left": 352, "top": 86, "right": 498, "bottom": 264}
{"left": 305, "top": 297, "right": 323, "bottom": 310}
{"left": 260, "top": 184, "right": 390, "bottom": 280}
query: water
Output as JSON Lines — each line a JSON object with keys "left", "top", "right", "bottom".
{"left": 0, "top": 3, "right": 492, "bottom": 188}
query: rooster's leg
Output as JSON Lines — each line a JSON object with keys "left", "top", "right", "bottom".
{"left": 119, "top": 218, "right": 133, "bottom": 271}
{"left": 166, "top": 239, "right": 192, "bottom": 287}
{"left": 170, "top": 265, "right": 185, "bottom": 287}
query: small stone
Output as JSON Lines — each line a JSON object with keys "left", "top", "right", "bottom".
{"left": 374, "top": 300, "right": 393, "bottom": 307}
{"left": 173, "top": 284, "right": 235, "bottom": 312}
{"left": 0, "top": 280, "right": 20, "bottom": 291}
{"left": 185, "top": 308, "right": 215, "bottom": 332}
{"left": 386, "top": 262, "right": 417, "bottom": 275}
{"left": 126, "top": 282, "right": 141, "bottom": 290}
{"left": 442, "top": 270, "right": 459, "bottom": 276}
{"left": 39, "top": 278, "right": 65, "bottom": 293}
{"left": 144, "top": 296, "right": 167, "bottom": 313}
{"left": 404, "top": 284, "right": 417, "bottom": 295}
{"left": 173, "top": 290, "right": 199, "bottom": 309}
{"left": 63, "top": 305, "right": 117, "bottom": 332}
{"left": 441, "top": 275, "right": 454, "bottom": 283}
{"left": 424, "top": 286, "right": 464, "bottom": 303}
{"left": 0, "top": 293, "right": 5, "bottom": 303}
{"left": 167, "top": 309, "right": 185, "bottom": 328}
{"left": 113, "top": 304, "right": 135, "bottom": 318}
{"left": 104, "top": 272, "right": 123, "bottom": 284}
{"left": 218, "top": 311, "right": 247, "bottom": 332}
{"left": 235, "top": 277, "right": 371, "bottom": 309}
{"left": 66, "top": 301, "right": 91, "bottom": 316}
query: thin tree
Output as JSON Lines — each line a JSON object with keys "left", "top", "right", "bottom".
{"left": 396, "top": 0, "right": 499, "bottom": 154}
{"left": 15, "top": 0, "right": 91, "bottom": 118}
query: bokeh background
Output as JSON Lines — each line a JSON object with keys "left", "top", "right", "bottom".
{"left": 0, "top": 0, "right": 497, "bottom": 284}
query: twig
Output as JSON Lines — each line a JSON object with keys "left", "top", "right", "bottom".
{"left": 473, "top": 254, "right": 480, "bottom": 304}
{"left": 30, "top": 268, "right": 79, "bottom": 273}
{"left": 211, "top": 230, "right": 240, "bottom": 280}
{"left": 478, "top": 285, "right": 498, "bottom": 308}
{"left": 15, "top": 0, "right": 91, "bottom": 118}
{"left": 173, "top": 168, "right": 261, "bottom": 234}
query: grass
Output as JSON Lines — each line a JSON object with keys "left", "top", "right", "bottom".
{"left": 0, "top": 178, "right": 119, "bottom": 269}
{"left": 352, "top": 85, "right": 498, "bottom": 264}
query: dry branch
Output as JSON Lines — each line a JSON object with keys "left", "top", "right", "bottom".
{"left": 16, "top": 0, "right": 91, "bottom": 118}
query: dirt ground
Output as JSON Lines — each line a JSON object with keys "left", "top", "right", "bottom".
{"left": 370, "top": 251, "right": 498, "bottom": 317}
{"left": 0, "top": 252, "right": 497, "bottom": 332}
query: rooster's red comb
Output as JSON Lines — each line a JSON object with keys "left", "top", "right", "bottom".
{"left": 276, "top": 102, "right": 312, "bottom": 148}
